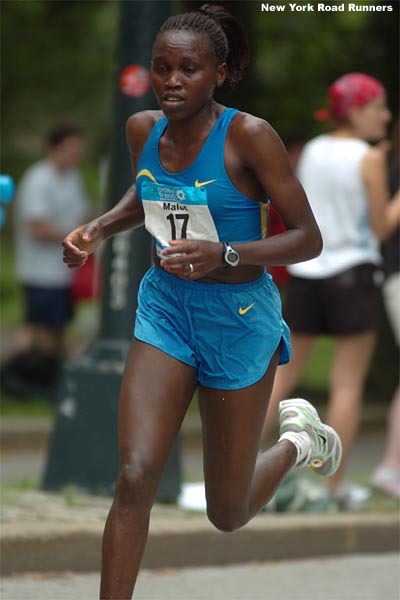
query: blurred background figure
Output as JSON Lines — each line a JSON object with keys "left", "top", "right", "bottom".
{"left": 261, "top": 73, "right": 400, "bottom": 510}
{"left": 1, "top": 124, "right": 89, "bottom": 398}
{"left": 371, "top": 120, "right": 400, "bottom": 499}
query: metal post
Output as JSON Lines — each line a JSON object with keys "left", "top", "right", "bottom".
{"left": 43, "top": 1, "right": 180, "bottom": 501}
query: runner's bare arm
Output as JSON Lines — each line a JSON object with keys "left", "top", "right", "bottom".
{"left": 63, "top": 111, "right": 160, "bottom": 268}
{"left": 231, "top": 114, "right": 322, "bottom": 266}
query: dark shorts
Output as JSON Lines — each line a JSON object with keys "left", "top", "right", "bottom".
{"left": 23, "top": 285, "right": 74, "bottom": 329}
{"left": 284, "top": 263, "right": 384, "bottom": 335}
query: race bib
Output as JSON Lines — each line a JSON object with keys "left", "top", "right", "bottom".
{"left": 141, "top": 181, "right": 219, "bottom": 256}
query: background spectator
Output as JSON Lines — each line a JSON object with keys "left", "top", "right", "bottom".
{"left": 261, "top": 74, "right": 400, "bottom": 510}
{"left": 1, "top": 124, "right": 89, "bottom": 397}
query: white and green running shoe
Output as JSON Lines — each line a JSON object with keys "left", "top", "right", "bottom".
{"left": 278, "top": 398, "right": 342, "bottom": 477}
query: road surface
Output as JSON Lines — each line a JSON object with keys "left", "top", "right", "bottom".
{"left": 1, "top": 553, "right": 399, "bottom": 600}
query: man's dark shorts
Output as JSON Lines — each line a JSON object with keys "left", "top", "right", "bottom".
{"left": 23, "top": 285, "right": 74, "bottom": 329}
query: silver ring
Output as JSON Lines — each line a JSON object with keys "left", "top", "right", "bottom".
{"left": 189, "top": 263, "right": 194, "bottom": 274}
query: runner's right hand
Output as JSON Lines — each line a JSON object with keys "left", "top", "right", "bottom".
{"left": 62, "top": 221, "right": 104, "bottom": 269}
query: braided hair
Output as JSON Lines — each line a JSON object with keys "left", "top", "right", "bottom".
{"left": 157, "top": 4, "right": 250, "bottom": 85}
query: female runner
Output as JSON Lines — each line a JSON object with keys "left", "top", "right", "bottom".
{"left": 63, "top": 5, "right": 341, "bottom": 598}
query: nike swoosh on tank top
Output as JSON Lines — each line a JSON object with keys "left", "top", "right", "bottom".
{"left": 136, "top": 108, "right": 268, "bottom": 249}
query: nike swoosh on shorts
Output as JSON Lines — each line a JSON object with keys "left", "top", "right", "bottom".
{"left": 239, "top": 303, "right": 255, "bottom": 315}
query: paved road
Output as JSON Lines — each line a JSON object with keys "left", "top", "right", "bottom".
{"left": 1, "top": 553, "right": 399, "bottom": 600}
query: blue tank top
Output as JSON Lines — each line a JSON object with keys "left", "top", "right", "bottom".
{"left": 136, "top": 108, "right": 267, "bottom": 251}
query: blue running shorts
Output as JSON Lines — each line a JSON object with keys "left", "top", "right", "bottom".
{"left": 134, "top": 266, "right": 291, "bottom": 390}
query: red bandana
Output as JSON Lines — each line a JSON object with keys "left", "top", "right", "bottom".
{"left": 314, "top": 73, "right": 385, "bottom": 122}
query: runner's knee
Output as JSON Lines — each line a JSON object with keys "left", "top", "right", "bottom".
{"left": 114, "top": 460, "right": 159, "bottom": 509}
{"left": 207, "top": 500, "right": 247, "bottom": 533}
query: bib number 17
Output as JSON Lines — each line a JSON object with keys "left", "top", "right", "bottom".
{"left": 166, "top": 213, "right": 189, "bottom": 240}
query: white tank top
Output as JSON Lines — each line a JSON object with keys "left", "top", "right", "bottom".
{"left": 289, "top": 135, "right": 381, "bottom": 279}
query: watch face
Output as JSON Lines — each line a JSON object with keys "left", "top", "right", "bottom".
{"left": 223, "top": 242, "right": 240, "bottom": 267}
{"left": 227, "top": 251, "right": 237, "bottom": 264}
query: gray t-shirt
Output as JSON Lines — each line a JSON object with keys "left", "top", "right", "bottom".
{"left": 15, "top": 160, "right": 89, "bottom": 287}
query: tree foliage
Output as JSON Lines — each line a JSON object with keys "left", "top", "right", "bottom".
{"left": 1, "top": 0, "right": 398, "bottom": 178}
{"left": 250, "top": 0, "right": 398, "bottom": 139}
{"left": 1, "top": 0, "right": 118, "bottom": 177}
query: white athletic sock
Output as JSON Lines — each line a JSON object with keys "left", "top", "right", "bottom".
{"left": 278, "top": 431, "right": 311, "bottom": 466}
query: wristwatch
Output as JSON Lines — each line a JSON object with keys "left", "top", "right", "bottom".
{"left": 222, "top": 241, "right": 240, "bottom": 268}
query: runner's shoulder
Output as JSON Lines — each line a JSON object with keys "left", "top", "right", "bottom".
{"left": 126, "top": 110, "right": 164, "bottom": 149}
{"left": 229, "top": 111, "right": 286, "bottom": 163}
{"left": 230, "top": 111, "right": 282, "bottom": 148}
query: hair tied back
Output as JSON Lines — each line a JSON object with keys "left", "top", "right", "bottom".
{"left": 194, "top": 6, "right": 221, "bottom": 26}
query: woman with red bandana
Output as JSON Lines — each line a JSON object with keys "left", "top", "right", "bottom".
{"left": 262, "top": 73, "right": 400, "bottom": 510}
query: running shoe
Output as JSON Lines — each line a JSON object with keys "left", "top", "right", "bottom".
{"left": 371, "top": 466, "right": 400, "bottom": 499}
{"left": 278, "top": 398, "right": 342, "bottom": 477}
{"left": 333, "top": 483, "right": 371, "bottom": 511}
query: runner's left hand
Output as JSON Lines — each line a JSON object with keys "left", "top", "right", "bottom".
{"left": 160, "top": 239, "right": 224, "bottom": 279}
